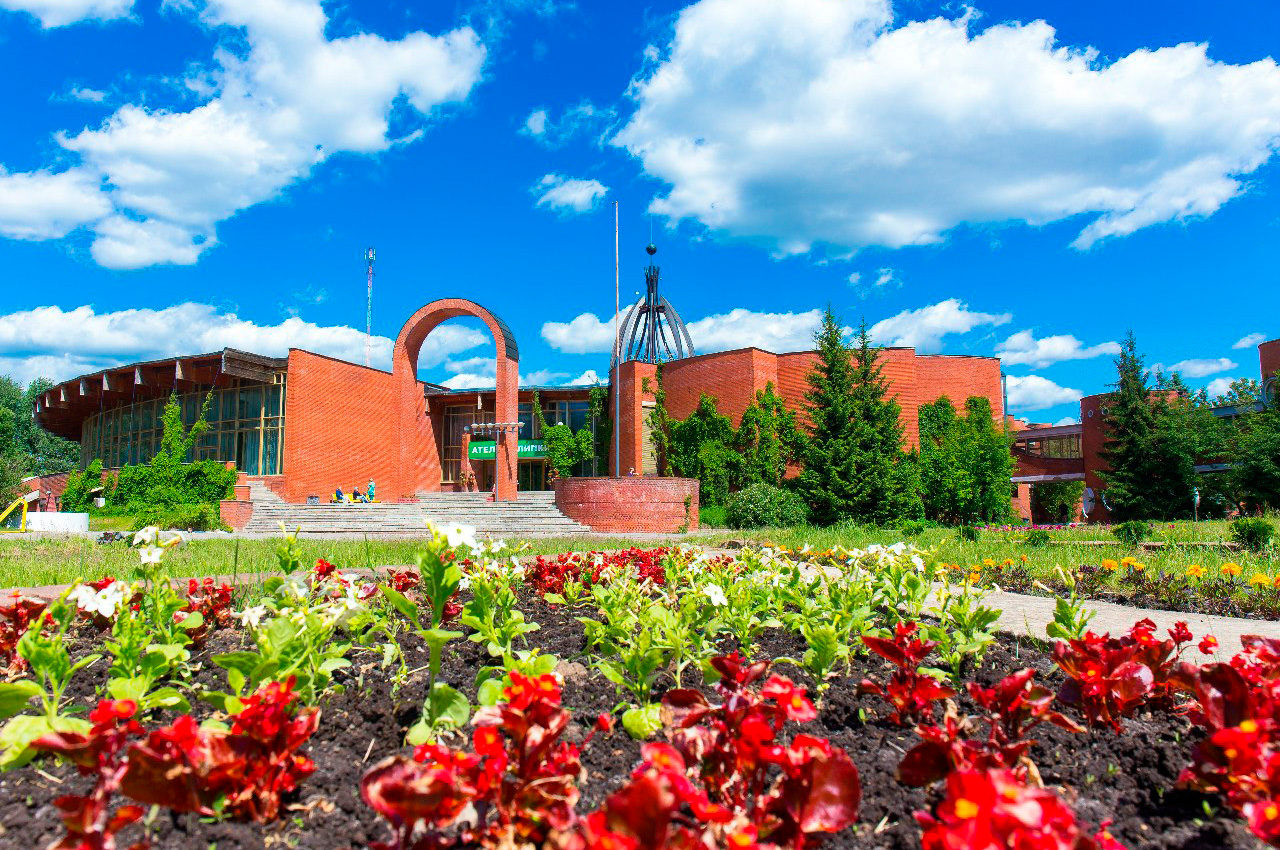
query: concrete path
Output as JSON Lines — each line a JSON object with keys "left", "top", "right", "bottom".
{"left": 976, "top": 586, "right": 1280, "bottom": 662}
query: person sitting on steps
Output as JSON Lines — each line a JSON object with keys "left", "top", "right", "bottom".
{"left": 332, "top": 486, "right": 344, "bottom": 504}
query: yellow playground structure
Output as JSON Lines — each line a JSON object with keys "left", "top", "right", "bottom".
{"left": 0, "top": 495, "right": 30, "bottom": 533}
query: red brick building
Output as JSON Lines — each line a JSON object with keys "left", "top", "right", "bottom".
{"left": 1011, "top": 337, "right": 1280, "bottom": 522}
{"left": 31, "top": 298, "right": 1007, "bottom": 508}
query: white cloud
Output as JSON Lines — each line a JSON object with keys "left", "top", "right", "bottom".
{"left": 0, "top": 0, "right": 132, "bottom": 27}
{"left": 996, "top": 329, "right": 1121, "bottom": 368}
{"left": 687, "top": 308, "right": 828, "bottom": 353}
{"left": 541, "top": 312, "right": 617, "bottom": 353}
{"left": 846, "top": 272, "right": 861, "bottom": 287}
{"left": 1234, "top": 332, "right": 1267, "bottom": 350}
{"left": 67, "top": 86, "right": 108, "bottom": 103}
{"left": 520, "top": 101, "right": 614, "bottom": 146}
{"left": 522, "top": 108, "right": 549, "bottom": 136}
{"left": 0, "top": 302, "right": 488, "bottom": 382}
{"left": 533, "top": 174, "right": 608, "bottom": 214}
{"left": 869, "top": 299, "right": 1011, "bottom": 351}
{"left": 614, "top": 0, "right": 1280, "bottom": 257}
{"left": 1168, "top": 357, "right": 1237, "bottom": 378}
{"left": 568, "top": 369, "right": 603, "bottom": 386}
{"left": 1052, "top": 416, "right": 1080, "bottom": 427}
{"left": 1004, "top": 374, "right": 1081, "bottom": 411}
{"left": 0, "top": 168, "right": 111, "bottom": 240}
{"left": 0, "top": 0, "right": 485, "bottom": 268}
{"left": 1207, "top": 377, "right": 1239, "bottom": 398}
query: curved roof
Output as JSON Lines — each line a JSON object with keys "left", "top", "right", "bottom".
{"left": 33, "top": 349, "right": 286, "bottom": 441}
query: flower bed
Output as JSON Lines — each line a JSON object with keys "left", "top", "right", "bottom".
{"left": 0, "top": 531, "right": 1276, "bottom": 850}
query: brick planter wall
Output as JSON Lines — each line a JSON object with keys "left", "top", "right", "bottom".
{"left": 554, "top": 476, "right": 698, "bottom": 533}
{"left": 219, "top": 499, "right": 253, "bottom": 530}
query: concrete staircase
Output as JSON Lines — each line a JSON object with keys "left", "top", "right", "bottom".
{"left": 241, "top": 490, "right": 591, "bottom": 537}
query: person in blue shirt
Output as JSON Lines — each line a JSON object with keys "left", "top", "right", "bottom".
{"left": 332, "top": 487, "right": 344, "bottom": 503}
{"left": 367, "top": 479, "right": 376, "bottom": 502}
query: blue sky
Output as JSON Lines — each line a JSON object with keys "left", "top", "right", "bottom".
{"left": 0, "top": 0, "right": 1277, "bottom": 427}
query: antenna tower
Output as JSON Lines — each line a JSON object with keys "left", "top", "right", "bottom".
{"left": 364, "top": 247, "right": 376, "bottom": 367}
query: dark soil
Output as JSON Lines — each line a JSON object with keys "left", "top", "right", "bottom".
{"left": 0, "top": 593, "right": 1264, "bottom": 850}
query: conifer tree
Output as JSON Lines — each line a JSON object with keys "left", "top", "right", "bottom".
{"left": 797, "top": 308, "right": 860, "bottom": 525}
{"left": 799, "top": 311, "right": 916, "bottom": 524}
{"left": 1099, "top": 332, "right": 1197, "bottom": 520}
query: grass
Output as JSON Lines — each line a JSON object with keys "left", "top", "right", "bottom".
{"left": 0, "top": 531, "right": 742, "bottom": 589}
{"left": 2, "top": 517, "right": 1273, "bottom": 594}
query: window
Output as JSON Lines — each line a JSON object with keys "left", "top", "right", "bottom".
{"left": 78, "top": 374, "right": 287, "bottom": 474}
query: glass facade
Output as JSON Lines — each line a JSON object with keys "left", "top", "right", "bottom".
{"left": 440, "top": 399, "right": 598, "bottom": 487}
{"left": 80, "top": 376, "right": 286, "bottom": 474}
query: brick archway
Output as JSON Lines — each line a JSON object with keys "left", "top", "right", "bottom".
{"left": 393, "top": 299, "right": 520, "bottom": 501}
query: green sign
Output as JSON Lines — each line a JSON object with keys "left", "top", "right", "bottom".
{"left": 468, "top": 439, "right": 547, "bottom": 460}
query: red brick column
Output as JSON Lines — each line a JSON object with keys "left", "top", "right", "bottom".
{"left": 392, "top": 299, "right": 521, "bottom": 502}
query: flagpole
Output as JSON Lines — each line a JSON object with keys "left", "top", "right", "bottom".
{"left": 613, "top": 201, "right": 621, "bottom": 478}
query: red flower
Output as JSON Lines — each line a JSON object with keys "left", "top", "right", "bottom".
{"left": 1199, "top": 635, "right": 1219, "bottom": 654}
{"left": 1169, "top": 622, "right": 1193, "bottom": 645}
{"left": 762, "top": 675, "right": 818, "bottom": 722}
{"left": 916, "top": 769, "right": 1089, "bottom": 850}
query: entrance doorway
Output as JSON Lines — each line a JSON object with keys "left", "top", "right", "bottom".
{"left": 518, "top": 461, "right": 547, "bottom": 491}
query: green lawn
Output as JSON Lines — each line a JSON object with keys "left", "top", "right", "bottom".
{"left": 1, "top": 517, "right": 1272, "bottom": 592}
{"left": 0, "top": 531, "right": 741, "bottom": 589}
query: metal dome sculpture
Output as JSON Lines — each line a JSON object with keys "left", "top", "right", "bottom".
{"left": 614, "top": 243, "right": 695, "bottom": 366}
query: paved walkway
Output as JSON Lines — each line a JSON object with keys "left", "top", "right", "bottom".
{"left": 976, "top": 587, "right": 1280, "bottom": 662}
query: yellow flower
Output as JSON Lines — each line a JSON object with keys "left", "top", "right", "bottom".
{"left": 1250, "top": 573, "right": 1271, "bottom": 587}
{"left": 1130, "top": 561, "right": 1145, "bottom": 572}
{"left": 982, "top": 558, "right": 995, "bottom": 567}
{"left": 1121, "top": 556, "right": 1137, "bottom": 567}
{"left": 1020, "top": 554, "right": 1028, "bottom": 563}
{"left": 1222, "top": 562, "right": 1243, "bottom": 577}
{"left": 1102, "top": 559, "right": 1119, "bottom": 571}
{"left": 1187, "top": 564, "right": 1204, "bottom": 578}
{"left": 968, "top": 572, "right": 982, "bottom": 584}
{"left": 1003, "top": 558, "right": 1014, "bottom": 567}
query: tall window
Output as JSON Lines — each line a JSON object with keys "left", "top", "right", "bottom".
{"left": 80, "top": 374, "right": 286, "bottom": 474}
{"left": 441, "top": 405, "right": 493, "bottom": 483}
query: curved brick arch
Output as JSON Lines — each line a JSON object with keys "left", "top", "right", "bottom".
{"left": 392, "top": 299, "right": 520, "bottom": 501}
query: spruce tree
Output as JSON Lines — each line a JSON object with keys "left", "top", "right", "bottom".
{"left": 799, "top": 311, "right": 915, "bottom": 525}
{"left": 847, "top": 319, "right": 916, "bottom": 523}
{"left": 1099, "top": 332, "right": 1197, "bottom": 520}
{"left": 798, "top": 308, "right": 860, "bottom": 525}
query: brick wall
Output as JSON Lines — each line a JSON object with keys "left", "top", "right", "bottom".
{"left": 609, "top": 346, "right": 1006, "bottom": 480}
{"left": 279, "top": 350, "right": 401, "bottom": 503}
{"left": 554, "top": 476, "right": 698, "bottom": 533}
{"left": 21, "top": 471, "right": 72, "bottom": 510}
{"left": 1261, "top": 339, "right": 1280, "bottom": 380}
{"left": 219, "top": 499, "right": 253, "bottom": 530}
{"left": 611, "top": 360, "right": 657, "bottom": 476}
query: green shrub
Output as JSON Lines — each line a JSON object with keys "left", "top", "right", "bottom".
{"left": 1231, "top": 517, "right": 1275, "bottom": 552}
{"left": 956, "top": 524, "right": 980, "bottom": 542}
{"left": 899, "top": 519, "right": 926, "bottom": 537}
{"left": 130, "top": 503, "right": 226, "bottom": 532}
{"left": 699, "top": 504, "right": 728, "bottom": 528}
{"left": 725, "top": 483, "right": 809, "bottom": 529}
{"left": 1111, "top": 520, "right": 1151, "bottom": 547}
{"left": 1024, "top": 528, "right": 1051, "bottom": 547}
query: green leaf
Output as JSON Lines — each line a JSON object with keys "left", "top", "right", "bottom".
{"left": 213, "top": 652, "right": 262, "bottom": 676}
{"left": 0, "top": 681, "right": 41, "bottom": 721}
{"left": 175, "top": 611, "right": 204, "bottom": 631}
{"left": 227, "top": 668, "right": 246, "bottom": 694}
{"left": 381, "top": 586, "right": 420, "bottom": 623}
{"left": 621, "top": 704, "right": 663, "bottom": 740}
{"left": 318, "top": 658, "right": 351, "bottom": 675}
{"left": 69, "top": 653, "right": 102, "bottom": 676}
{"left": 476, "top": 678, "right": 505, "bottom": 707}
{"left": 427, "top": 682, "right": 470, "bottom": 728}
{"left": 140, "top": 687, "right": 190, "bottom": 713}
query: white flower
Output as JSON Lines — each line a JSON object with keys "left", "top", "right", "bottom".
{"left": 280, "top": 573, "right": 310, "bottom": 599}
{"left": 233, "top": 605, "right": 269, "bottom": 629}
{"left": 911, "top": 555, "right": 925, "bottom": 571}
{"left": 431, "top": 522, "right": 479, "bottom": 551}
{"left": 69, "top": 582, "right": 130, "bottom": 619}
{"left": 139, "top": 546, "right": 165, "bottom": 565}
{"left": 703, "top": 583, "right": 728, "bottom": 607}
{"left": 322, "top": 584, "right": 367, "bottom": 627}
{"left": 132, "top": 526, "right": 159, "bottom": 547}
